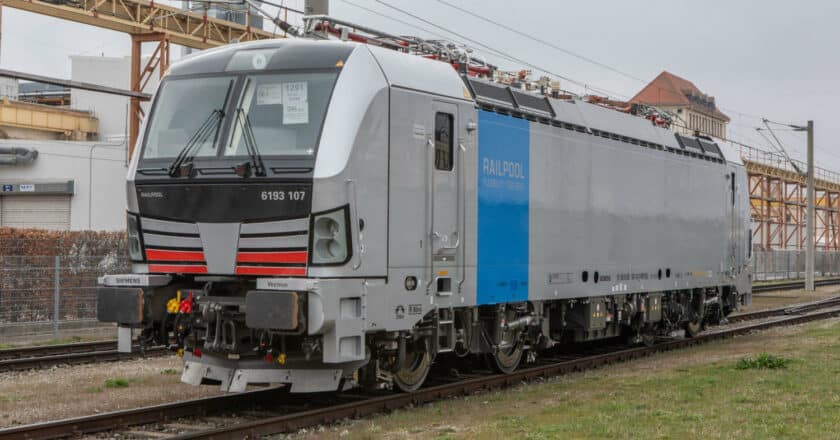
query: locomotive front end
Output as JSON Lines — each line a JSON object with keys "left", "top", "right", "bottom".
{"left": 97, "top": 40, "right": 390, "bottom": 392}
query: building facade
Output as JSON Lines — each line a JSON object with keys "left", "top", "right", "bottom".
{"left": 0, "top": 140, "right": 127, "bottom": 231}
{"left": 631, "top": 71, "right": 729, "bottom": 139}
{"left": 70, "top": 55, "right": 159, "bottom": 143}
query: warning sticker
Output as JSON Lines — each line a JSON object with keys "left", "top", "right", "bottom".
{"left": 256, "top": 84, "right": 283, "bottom": 106}
{"left": 282, "top": 82, "right": 309, "bottom": 125}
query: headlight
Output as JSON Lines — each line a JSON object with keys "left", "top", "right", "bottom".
{"left": 127, "top": 213, "right": 144, "bottom": 262}
{"left": 310, "top": 206, "right": 351, "bottom": 265}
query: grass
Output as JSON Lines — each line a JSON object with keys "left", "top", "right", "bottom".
{"left": 104, "top": 378, "right": 130, "bottom": 389}
{"left": 84, "top": 386, "right": 103, "bottom": 393}
{"left": 160, "top": 368, "right": 179, "bottom": 375}
{"left": 331, "top": 319, "right": 840, "bottom": 440}
{"left": 0, "top": 344, "right": 11, "bottom": 350}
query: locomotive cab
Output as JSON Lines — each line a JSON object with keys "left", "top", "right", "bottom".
{"left": 98, "top": 40, "right": 403, "bottom": 392}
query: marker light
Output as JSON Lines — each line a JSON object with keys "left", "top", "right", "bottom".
{"left": 310, "top": 207, "right": 351, "bottom": 265}
{"left": 127, "top": 213, "right": 144, "bottom": 262}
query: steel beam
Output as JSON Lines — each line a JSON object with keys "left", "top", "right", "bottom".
{"left": 128, "top": 33, "right": 168, "bottom": 158}
{"left": 3, "top": 0, "right": 280, "bottom": 49}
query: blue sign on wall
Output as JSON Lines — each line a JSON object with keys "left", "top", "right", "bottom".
{"left": 1, "top": 184, "right": 13, "bottom": 193}
{"left": 476, "top": 110, "right": 530, "bottom": 305}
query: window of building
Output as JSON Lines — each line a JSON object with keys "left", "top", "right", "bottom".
{"left": 434, "top": 112, "right": 454, "bottom": 171}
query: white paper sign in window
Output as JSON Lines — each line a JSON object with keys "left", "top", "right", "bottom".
{"left": 282, "top": 82, "right": 309, "bottom": 125}
{"left": 256, "top": 84, "right": 284, "bottom": 106}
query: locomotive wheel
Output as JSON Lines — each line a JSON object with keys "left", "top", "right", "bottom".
{"left": 486, "top": 324, "right": 524, "bottom": 374}
{"left": 393, "top": 339, "right": 432, "bottom": 392}
{"left": 488, "top": 342, "right": 524, "bottom": 374}
{"left": 685, "top": 290, "right": 706, "bottom": 338}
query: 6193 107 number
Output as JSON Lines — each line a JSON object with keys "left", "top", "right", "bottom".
{"left": 261, "top": 190, "right": 307, "bottom": 201}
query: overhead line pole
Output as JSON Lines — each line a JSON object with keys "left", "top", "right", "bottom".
{"left": 805, "top": 120, "right": 815, "bottom": 291}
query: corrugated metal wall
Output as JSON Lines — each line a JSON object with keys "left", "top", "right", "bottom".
{"left": 0, "top": 195, "right": 71, "bottom": 230}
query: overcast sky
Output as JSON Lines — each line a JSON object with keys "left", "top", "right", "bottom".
{"left": 2, "top": 0, "right": 838, "bottom": 168}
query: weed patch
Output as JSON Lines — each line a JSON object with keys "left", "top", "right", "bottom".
{"left": 160, "top": 368, "right": 178, "bottom": 375}
{"left": 735, "top": 353, "right": 792, "bottom": 370}
{"left": 85, "top": 386, "right": 103, "bottom": 393}
{"left": 104, "top": 378, "right": 130, "bottom": 388}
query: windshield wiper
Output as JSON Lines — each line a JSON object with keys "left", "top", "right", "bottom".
{"left": 234, "top": 108, "right": 266, "bottom": 177}
{"left": 167, "top": 109, "right": 225, "bottom": 177}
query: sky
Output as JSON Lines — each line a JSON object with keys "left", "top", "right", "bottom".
{"left": 1, "top": 0, "right": 838, "bottom": 169}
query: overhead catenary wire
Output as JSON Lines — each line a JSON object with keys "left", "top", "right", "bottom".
{"left": 372, "top": 0, "right": 627, "bottom": 99}
{"left": 422, "top": 0, "right": 801, "bottom": 138}
{"left": 330, "top": 2, "right": 771, "bottom": 153}
{"left": 434, "top": 0, "right": 648, "bottom": 84}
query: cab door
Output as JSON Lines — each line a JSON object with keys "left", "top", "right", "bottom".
{"left": 430, "top": 101, "right": 460, "bottom": 295}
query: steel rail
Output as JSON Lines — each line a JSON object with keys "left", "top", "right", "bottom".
{"left": 0, "top": 346, "right": 168, "bottom": 373}
{"left": 2, "top": 304, "right": 838, "bottom": 440}
{"left": 0, "top": 341, "right": 121, "bottom": 361}
{"left": 0, "top": 388, "right": 296, "bottom": 440}
{"left": 728, "top": 295, "right": 840, "bottom": 323}
{"left": 752, "top": 277, "right": 840, "bottom": 293}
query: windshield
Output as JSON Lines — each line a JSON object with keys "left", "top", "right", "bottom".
{"left": 141, "top": 76, "right": 234, "bottom": 159}
{"left": 225, "top": 72, "right": 337, "bottom": 157}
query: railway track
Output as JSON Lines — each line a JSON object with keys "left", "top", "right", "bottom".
{"left": 2, "top": 298, "right": 838, "bottom": 440}
{"left": 0, "top": 342, "right": 167, "bottom": 373}
{"left": 751, "top": 277, "right": 840, "bottom": 293}
{"left": 728, "top": 295, "right": 840, "bottom": 323}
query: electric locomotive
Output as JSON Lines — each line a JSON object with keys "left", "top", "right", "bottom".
{"left": 97, "top": 37, "right": 751, "bottom": 393}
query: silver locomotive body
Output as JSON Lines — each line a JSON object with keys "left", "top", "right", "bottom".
{"left": 98, "top": 39, "right": 751, "bottom": 393}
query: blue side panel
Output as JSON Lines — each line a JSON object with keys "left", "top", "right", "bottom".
{"left": 477, "top": 110, "right": 530, "bottom": 305}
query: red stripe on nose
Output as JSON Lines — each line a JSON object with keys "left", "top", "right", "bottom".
{"left": 235, "top": 266, "right": 306, "bottom": 276}
{"left": 236, "top": 251, "right": 308, "bottom": 264}
{"left": 146, "top": 249, "right": 206, "bottom": 261}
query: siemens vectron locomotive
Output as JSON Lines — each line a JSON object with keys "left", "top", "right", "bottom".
{"left": 97, "top": 37, "right": 752, "bottom": 393}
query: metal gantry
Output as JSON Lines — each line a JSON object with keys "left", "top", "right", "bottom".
{"left": 1, "top": 0, "right": 286, "bottom": 154}
{"left": 741, "top": 144, "right": 840, "bottom": 251}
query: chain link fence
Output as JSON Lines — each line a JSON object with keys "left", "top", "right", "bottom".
{"left": 752, "top": 249, "right": 840, "bottom": 281}
{"left": 0, "top": 228, "right": 128, "bottom": 341}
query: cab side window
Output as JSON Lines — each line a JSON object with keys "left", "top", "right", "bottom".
{"left": 435, "top": 112, "right": 454, "bottom": 171}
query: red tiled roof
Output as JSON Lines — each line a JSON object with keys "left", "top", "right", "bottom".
{"left": 630, "top": 71, "right": 729, "bottom": 122}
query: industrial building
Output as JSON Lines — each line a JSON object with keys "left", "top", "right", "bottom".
{"left": 0, "top": 140, "right": 127, "bottom": 230}
{"left": 0, "top": 55, "right": 161, "bottom": 230}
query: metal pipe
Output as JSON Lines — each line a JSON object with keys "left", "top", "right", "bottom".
{"left": 0, "top": 69, "right": 151, "bottom": 100}
{"left": 805, "top": 120, "right": 815, "bottom": 291}
{"left": 0, "top": 146, "right": 38, "bottom": 165}
{"left": 503, "top": 315, "right": 534, "bottom": 331}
